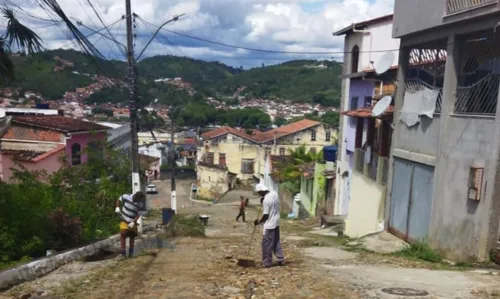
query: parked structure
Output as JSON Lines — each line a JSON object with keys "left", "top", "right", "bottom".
{"left": 334, "top": 14, "right": 400, "bottom": 237}
{"left": 389, "top": 0, "right": 500, "bottom": 262}
{"left": 0, "top": 115, "right": 108, "bottom": 181}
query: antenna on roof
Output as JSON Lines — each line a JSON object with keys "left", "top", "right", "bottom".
{"left": 373, "top": 51, "right": 395, "bottom": 75}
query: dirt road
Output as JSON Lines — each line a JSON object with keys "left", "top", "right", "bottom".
{"left": 2, "top": 180, "right": 500, "bottom": 299}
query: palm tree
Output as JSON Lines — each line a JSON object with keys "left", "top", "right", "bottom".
{"left": 0, "top": 2, "right": 102, "bottom": 85}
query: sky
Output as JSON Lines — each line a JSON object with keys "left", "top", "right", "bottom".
{"left": 6, "top": 0, "right": 395, "bottom": 68}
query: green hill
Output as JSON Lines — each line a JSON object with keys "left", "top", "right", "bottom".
{"left": 5, "top": 49, "right": 342, "bottom": 107}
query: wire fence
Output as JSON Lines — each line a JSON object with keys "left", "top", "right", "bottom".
{"left": 455, "top": 29, "right": 500, "bottom": 116}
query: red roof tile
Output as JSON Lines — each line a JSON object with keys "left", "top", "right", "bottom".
{"left": 254, "top": 119, "right": 321, "bottom": 143}
{"left": 12, "top": 115, "right": 108, "bottom": 133}
{"left": 183, "top": 138, "right": 196, "bottom": 144}
{"left": 2, "top": 144, "right": 65, "bottom": 162}
{"left": 341, "top": 105, "right": 394, "bottom": 118}
{"left": 202, "top": 126, "right": 256, "bottom": 142}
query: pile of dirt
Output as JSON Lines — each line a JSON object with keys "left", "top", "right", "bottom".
{"left": 162, "top": 214, "right": 205, "bottom": 238}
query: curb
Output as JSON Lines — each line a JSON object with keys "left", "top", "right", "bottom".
{"left": 0, "top": 235, "right": 120, "bottom": 290}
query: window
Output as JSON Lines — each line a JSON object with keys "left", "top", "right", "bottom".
{"left": 310, "top": 147, "right": 317, "bottom": 155}
{"left": 364, "top": 96, "right": 372, "bottom": 107}
{"left": 326, "top": 131, "right": 331, "bottom": 142}
{"left": 351, "top": 45, "right": 359, "bottom": 73}
{"left": 279, "top": 147, "right": 285, "bottom": 156}
{"left": 219, "top": 153, "right": 226, "bottom": 166}
{"left": 206, "top": 152, "right": 214, "bottom": 165}
{"left": 241, "top": 159, "right": 255, "bottom": 174}
{"left": 71, "top": 143, "right": 81, "bottom": 165}
{"left": 350, "top": 97, "right": 358, "bottom": 125}
{"left": 311, "top": 130, "right": 316, "bottom": 141}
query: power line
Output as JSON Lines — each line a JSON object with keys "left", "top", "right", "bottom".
{"left": 58, "top": 17, "right": 123, "bottom": 50}
{"left": 139, "top": 16, "right": 398, "bottom": 55}
{"left": 85, "top": 0, "right": 125, "bottom": 57}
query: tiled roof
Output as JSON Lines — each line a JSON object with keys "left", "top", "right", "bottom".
{"left": 201, "top": 126, "right": 256, "bottom": 142}
{"left": 253, "top": 119, "right": 321, "bottom": 143}
{"left": 183, "top": 138, "right": 196, "bottom": 144}
{"left": 341, "top": 105, "right": 394, "bottom": 118}
{"left": 12, "top": 115, "right": 109, "bottom": 133}
{"left": 2, "top": 144, "right": 65, "bottom": 162}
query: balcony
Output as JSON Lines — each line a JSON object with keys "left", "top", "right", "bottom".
{"left": 446, "top": 0, "right": 497, "bottom": 15}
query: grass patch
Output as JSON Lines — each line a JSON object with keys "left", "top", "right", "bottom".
{"left": 393, "top": 241, "right": 442, "bottom": 263}
{"left": 163, "top": 214, "right": 205, "bottom": 238}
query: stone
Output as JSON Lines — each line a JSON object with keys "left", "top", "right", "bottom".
{"left": 220, "top": 286, "right": 241, "bottom": 295}
{"left": 19, "top": 294, "right": 31, "bottom": 299}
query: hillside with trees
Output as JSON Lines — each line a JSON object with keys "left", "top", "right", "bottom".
{"left": 5, "top": 50, "right": 342, "bottom": 107}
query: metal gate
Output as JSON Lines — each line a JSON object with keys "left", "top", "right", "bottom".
{"left": 389, "top": 158, "right": 435, "bottom": 241}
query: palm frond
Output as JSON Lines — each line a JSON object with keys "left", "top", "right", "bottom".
{"left": 0, "top": 37, "right": 14, "bottom": 83}
{"left": 2, "top": 8, "right": 43, "bottom": 53}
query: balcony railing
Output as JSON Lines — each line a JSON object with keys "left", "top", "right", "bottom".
{"left": 446, "top": 0, "right": 497, "bottom": 15}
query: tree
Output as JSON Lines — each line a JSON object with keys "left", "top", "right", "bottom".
{"left": 274, "top": 117, "right": 287, "bottom": 127}
{"left": 321, "top": 111, "right": 340, "bottom": 127}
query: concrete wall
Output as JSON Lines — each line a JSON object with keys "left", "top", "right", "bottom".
{"left": 0, "top": 151, "right": 64, "bottom": 181}
{"left": 299, "top": 176, "right": 314, "bottom": 215}
{"left": 311, "top": 162, "right": 326, "bottom": 216}
{"left": 394, "top": 116, "right": 441, "bottom": 158}
{"left": 197, "top": 165, "right": 229, "bottom": 200}
{"left": 393, "top": 0, "right": 500, "bottom": 38}
{"left": 345, "top": 171, "right": 386, "bottom": 238}
{"left": 430, "top": 116, "right": 497, "bottom": 261}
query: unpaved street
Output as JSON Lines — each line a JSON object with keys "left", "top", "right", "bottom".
{"left": 2, "top": 180, "right": 500, "bottom": 299}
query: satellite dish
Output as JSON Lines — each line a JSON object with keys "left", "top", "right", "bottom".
{"left": 374, "top": 51, "right": 395, "bottom": 75}
{"left": 372, "top": 96, "right": 392, "bottom": 117}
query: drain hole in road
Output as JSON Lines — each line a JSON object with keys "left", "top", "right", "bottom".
{"left": 381, "top": 288, "right": 429, "bottom": 297}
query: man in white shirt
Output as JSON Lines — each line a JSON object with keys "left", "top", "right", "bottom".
{"left": 254, "top": 183, "right": 285, "bottom": 267}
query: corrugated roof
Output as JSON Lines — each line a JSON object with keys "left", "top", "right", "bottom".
{"left": 254, "top": 119, "right": 321, "bottom": 143}
{"left": 12, "top": 115, "right": 109, "bottom": 133}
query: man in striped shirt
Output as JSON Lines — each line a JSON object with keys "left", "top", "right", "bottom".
{"left": 115, "top": 191, "right": 146, "bottom": 258}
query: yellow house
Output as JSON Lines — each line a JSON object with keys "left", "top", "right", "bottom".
{"left": 196, "top": 119, "right": 338, "bottom": 199}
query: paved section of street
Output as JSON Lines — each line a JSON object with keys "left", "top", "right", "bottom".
{"left": 2, "top": 181, "right": 500, "bottom": 299}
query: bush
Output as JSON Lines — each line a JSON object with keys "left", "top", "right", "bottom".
{"left": 0, "top": 144, "right": 132, "bottom": 267}
{"left": 163, "top": 214, "right": 205, "bottom": 238}
{"left": 394, "top": 241, "right": 443, "bottom": 263}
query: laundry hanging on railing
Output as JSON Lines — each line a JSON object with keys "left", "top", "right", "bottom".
{"left": 400, "top": 87, "right": 440, "bottom": 127}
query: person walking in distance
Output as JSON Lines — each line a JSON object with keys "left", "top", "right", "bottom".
{"left": 115, "top": 191, "right": 146, "bottom": 259}
{"left": 254, "top": 184, "right": 285, "bottom": 267}
{"left": 236, "top": 196, "right": 249, "bottom": 222}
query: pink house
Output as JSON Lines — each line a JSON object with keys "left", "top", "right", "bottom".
{"left": 0, "top": 115, "right": 108, "bottom": 181}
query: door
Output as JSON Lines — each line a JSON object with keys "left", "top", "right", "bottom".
{"left": 389, "top": 158, "right": 435, "bottom": 241}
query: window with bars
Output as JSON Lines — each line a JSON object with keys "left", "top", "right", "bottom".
{"left": 311, "top": 130, "right": 317, "bottom": 141}
{"left": 241, "top": 159, "right": 255, "bottom": 174}
{"left": 455, "top": 30, "right": 500, "bottom": 116}
{"left": 310, "top": 147, "right": 317, "bottom": 155}
{"left": 405, "top": 45, "right": 447, "bottom": 114}
{"left": 71, "top": 143, "right": 81, "bottom": 166}
{"left": 326, "top": 131, "right": 331, "bottom": 142}
{"left": 219, "top": 153, "right": 226, "bottom": 166}
{"left": 279, "top": 147, "right": 285, "bottom": 156}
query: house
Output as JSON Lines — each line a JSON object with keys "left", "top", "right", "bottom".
{"left": 0, "top": 115, "right": 109, "bottom": 181}
{"left": 388, "top": 0, "right": 500, "bottom": 262}
{"left": 196, "top": 162, "right": 236, "bottom": 200}
{"left": 139, "top": 154, "right": 160, "bottom": 182}
{"left": 197, "top": 119, "right": 338, "bottom": 201}
{"left": 333, "top": 14, "right": 399, "bottom": 238}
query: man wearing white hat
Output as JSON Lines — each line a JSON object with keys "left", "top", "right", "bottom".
{"left": 254, "top": 183, "right": 285, "bottom": 267}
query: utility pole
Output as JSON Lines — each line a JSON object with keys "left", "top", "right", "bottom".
{"left": 170, "top": 113, "right": 177, "bottom": 213}
{"left": 125, "top": 0, "right": 142, "bottom": 232}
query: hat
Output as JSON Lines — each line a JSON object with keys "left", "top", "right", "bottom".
{"left": 255, "top": 183, "right": 269, "bottom": 192}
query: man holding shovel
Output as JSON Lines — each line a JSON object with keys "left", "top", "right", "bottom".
{"left": 115, "top": 191, "right": 146, "bottom": 259}
{"left": 254, "top": 184, "right": 285, "bottom": 268}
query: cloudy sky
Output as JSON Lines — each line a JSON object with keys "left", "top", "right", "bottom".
{"left": 6, "top": 0, "right": 394, "bottom": 68}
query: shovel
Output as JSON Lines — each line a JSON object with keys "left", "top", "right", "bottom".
{"left": 237, "top": 203, "right": 262, "bottom": 267}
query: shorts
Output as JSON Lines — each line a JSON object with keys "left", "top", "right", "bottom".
{"left": 119, "top": 221, "right": 138, "bottom": 238}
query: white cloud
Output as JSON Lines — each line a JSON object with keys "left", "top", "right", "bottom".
{"left": 9, "top": 0, "right": 395, "bottom": 67}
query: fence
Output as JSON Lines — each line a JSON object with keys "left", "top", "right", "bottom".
{"left": 446, "top": 0, "right": 497, "bottom": 15}
{"left": 455, "top": 29, "right": 500, "bottom": 116}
